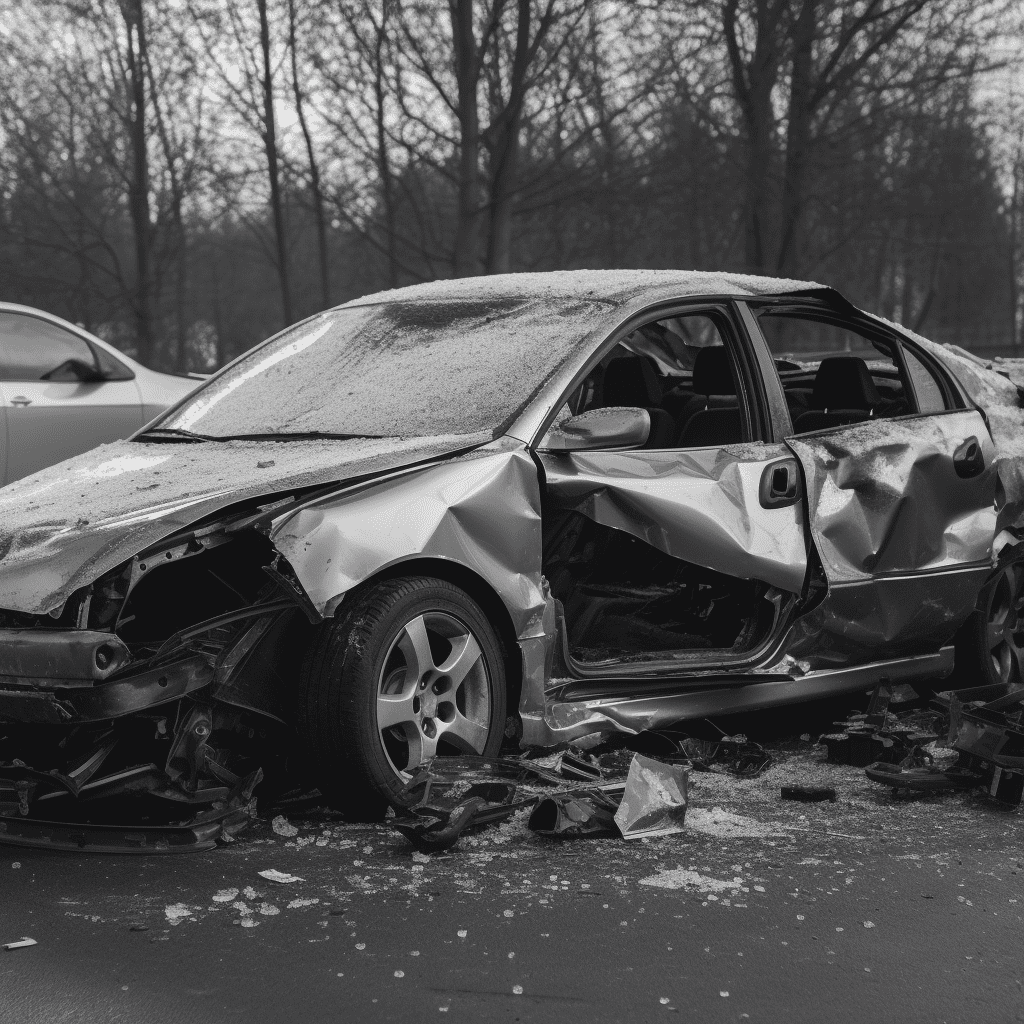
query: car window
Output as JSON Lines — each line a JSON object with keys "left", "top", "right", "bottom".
{"left": 756, "top": 310, "right": 911, "bottom": 435}
{"left": 0, "top": 312, "right": 99, "bottom": 382}
{"left": 902, "top": 346, "right": 947, "bottom": 412}
{"left": 561, "top": 313, "right": 750, "bottom": 449}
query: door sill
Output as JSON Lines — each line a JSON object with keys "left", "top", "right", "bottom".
{"left": 555, "top": 593, "right": 796, "bottom": 679}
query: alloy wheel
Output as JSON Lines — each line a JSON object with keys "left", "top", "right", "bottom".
{"left": 375, "top": 610, "right": 491, "bottom": 776}
{"left": 985, "top": 559, "right": 1024, "bottom": 687}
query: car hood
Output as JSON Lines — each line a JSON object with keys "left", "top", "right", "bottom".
{"left": 0, "top": 432, "right": 490, "bottom": 615}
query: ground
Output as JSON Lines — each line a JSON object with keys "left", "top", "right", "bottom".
{"left": 1, "top": 698, "right": 1022, "bottom": 1024}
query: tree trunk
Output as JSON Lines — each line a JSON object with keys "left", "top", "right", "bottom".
{"left": 122, "top": 0, "right": 154, "bottom": 364}
{"left": 484, "top": 0, "right": 532, "bottom": 274}
{"left": 1010, "top": 147, "right": 1021, "bottom": 347}
{"left": 374, "top": 0, "right": 399, "bottom": 288}
{"left": 257, "top": 0, "right": 293, "bottom": 325}
{"left": 723, "top": 0, "right": 785, "bottom": 276}
{"left": 775, "top": 0, "right": 816, "bottom": 277}
{"left": 450, "top": 0, "right": 483, "bottom": 277}
{"left": 288, "top": 0, "right": 330, "bottom": 309}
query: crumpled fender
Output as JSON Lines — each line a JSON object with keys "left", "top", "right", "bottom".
{"left": 270, "top": 442, "right": 548, "bottom": 639}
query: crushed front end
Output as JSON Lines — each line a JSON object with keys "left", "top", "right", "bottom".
{"left": 0, "top": 511, "right": 314, "bottom": 852}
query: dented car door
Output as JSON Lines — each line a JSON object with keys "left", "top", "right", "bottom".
{"left": 535, "top": 305, "right": 809, "bottom": 669}
{"left": 745, "top": 302, "right": 998, "bottom": 666}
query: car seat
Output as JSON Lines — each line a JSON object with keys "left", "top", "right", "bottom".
{"left": 601, "top": 354, "right": 675, "bottom": 448}
{"left": 792, "top": 356, "right": 882, "bottom": 433}
{"left": 677, "top": 346, "right": 743, "bottom": 447}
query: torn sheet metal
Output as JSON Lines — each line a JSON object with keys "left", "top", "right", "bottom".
{"left": 613, "top": 754, "right": 688, "bottom": 839}
{"left": 787, "top": 412, "right": 996, "bottom": 583}
{"left": 272, "top": 444, "right": 546, "bottom": 637}
{"left": 538, "top": 442, "right": 807, "bottom": 594}
{"left": 0, "top": 433, "right": 490, "bottom": 615}
{"left": 782, "top": 563, "right": 992, "bottom": 667}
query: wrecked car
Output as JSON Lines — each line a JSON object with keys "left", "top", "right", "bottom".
{"left": 0, "top": 269, "right": 1018, "bottom": 850}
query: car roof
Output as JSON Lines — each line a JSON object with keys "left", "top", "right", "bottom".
{"left": 342, "top": 268, "right": 834, "bottom": 309}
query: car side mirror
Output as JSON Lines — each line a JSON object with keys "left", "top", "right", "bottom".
{"left": 41, "top": 357, "right": 107, "bottom": 383}
{"left": 539, "top": 407, "right": 651, "bottom": 452}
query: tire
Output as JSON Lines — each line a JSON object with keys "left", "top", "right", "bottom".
{"left": 956, "top": 545, "right": 1024, "bottom": 690}
{"left": 298, "top": 576, "right": 507, "bottom": 821}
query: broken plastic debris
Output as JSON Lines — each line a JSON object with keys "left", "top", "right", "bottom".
{"left": 614, "top": 754, "right": 688, "bottom": 839}
{"left": 258, "top": 869, "right": 304, "bottom": 884}
{"left": 528, "top": 787, "right": 622, "bottom": 838}
{"left": 271, "top": 815, "right": 299, "bottom": 838}
{"left": 3, "top": 937, "right": 36, "bottom": 950}
{"left": 781, "top": 785, "right": 837, "bottom": 802}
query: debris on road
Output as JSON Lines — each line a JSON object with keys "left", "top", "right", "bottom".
{"left": 390, "top": 751, "right": 692, "bottom": 848}
{"left": 859, "top": 680, "right": 1024, "bottom": 805}
{"left": 673, "top": 736, "right": 772, "bottom": 778}
{"left": 780, "top": 785, "right": 837, "bottom": 803}
{"left": 2, "top": 937, "right": 37, "bottom": 950}
{"left": 257, "top": 869, "right": 304, "bottom": 884}
{"left": 271, "top": 816, "right": 299, "bottom": 838}
{"left": 614, "top": 755, "right": 689, "bottom": 840}
{"left": 821, "top": 683, "right": 940, "bottom": 768}
{"left": 528, "top": 787, "right": 622, "bottom": 837}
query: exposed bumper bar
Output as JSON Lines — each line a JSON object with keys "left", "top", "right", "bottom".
{"left": 0, "top": 629, "right": 131, "bottom": 681}
{"left": 0, "top": 655, "right": 214, "bottom": 724}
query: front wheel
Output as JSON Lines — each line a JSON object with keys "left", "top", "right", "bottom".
{"left": 298, "top": 576, "right": 507, "bottom": 820}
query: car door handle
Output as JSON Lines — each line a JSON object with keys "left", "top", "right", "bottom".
{"left": 759, "top": 457, "right": 801, "bottom": 509}
{"left": 953, "top": 436, "right": 985, "bottom": 479}
{"left": 9, "top": 395, "right": 32, "bottom": 407}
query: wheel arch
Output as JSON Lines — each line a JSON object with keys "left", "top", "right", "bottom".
{"left": 329, "top": 555, "right": 524, "bottom": 727}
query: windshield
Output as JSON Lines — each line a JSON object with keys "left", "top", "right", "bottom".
{"left": 157, "top": 297, "right": 608, "bottom": 439}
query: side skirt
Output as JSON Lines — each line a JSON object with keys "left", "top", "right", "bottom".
{"left": 521, "top": 647, "right": 953, "bottom": 746}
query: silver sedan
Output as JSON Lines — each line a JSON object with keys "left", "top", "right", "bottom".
{"left": 0, "top": 302, "right": 200, "bottom": 484}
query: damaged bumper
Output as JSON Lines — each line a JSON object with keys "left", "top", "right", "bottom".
{"left": 0, "top": 652, "right": 213, "bottom": 725}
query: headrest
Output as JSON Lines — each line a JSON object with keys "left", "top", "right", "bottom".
{"left": 810, "top": 356, "right": 882, "bottom": 411}
{"left": 603, "top": 355, "right": 663, "bottom": 407}
{"left": 691, "top": 346, "right": 735, "bottom": 396}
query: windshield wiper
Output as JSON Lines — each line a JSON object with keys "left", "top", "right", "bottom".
{"left": 209, "top": 432, "right": 389, "bottom": 442}
{"left": 136, "top": 427, "right": 220, "bottom": 442}
{"left": 137, "top": 428, "right": 390, "bottom": 443}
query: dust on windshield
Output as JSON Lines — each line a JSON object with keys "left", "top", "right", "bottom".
{"left": 158, "top": 297, "right": 611, "bottom": 440}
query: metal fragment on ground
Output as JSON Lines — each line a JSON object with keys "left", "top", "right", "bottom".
{"left": 528, "top": 786, "right": 623, "bottom": 837}
{"left": 614, "top": 754, "right": 688, "bottom": 839}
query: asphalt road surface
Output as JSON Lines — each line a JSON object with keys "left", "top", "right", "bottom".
{"left": 2, "top": 700, "right": 1022, "bottom": 1024}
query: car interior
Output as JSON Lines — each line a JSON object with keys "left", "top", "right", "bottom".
{"left": 754, "top": 308, "right": 926, "bottom": 431}
{"left": 555, "top": 306, "right": 931, "bottom": 452}
{"left": 559, "top": 313, "right": 751, "bottom": 449}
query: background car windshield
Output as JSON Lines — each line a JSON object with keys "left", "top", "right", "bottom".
{"left": 160, "top": 297, "right": 609, "bottom": 439}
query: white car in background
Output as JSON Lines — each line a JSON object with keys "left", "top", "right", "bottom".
{"left": 0, "top": 303, "right": 202, "bottom": 484}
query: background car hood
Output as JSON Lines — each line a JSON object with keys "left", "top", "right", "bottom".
{"left": 0, "top": 432, "right": 489, "bottom": 615}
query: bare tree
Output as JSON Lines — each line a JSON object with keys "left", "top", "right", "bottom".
{"left": 287, "top": 0, "right": 331, "bottom": 307}
{"left": 188, "top": 0, "right": 294, "bottom": 326}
